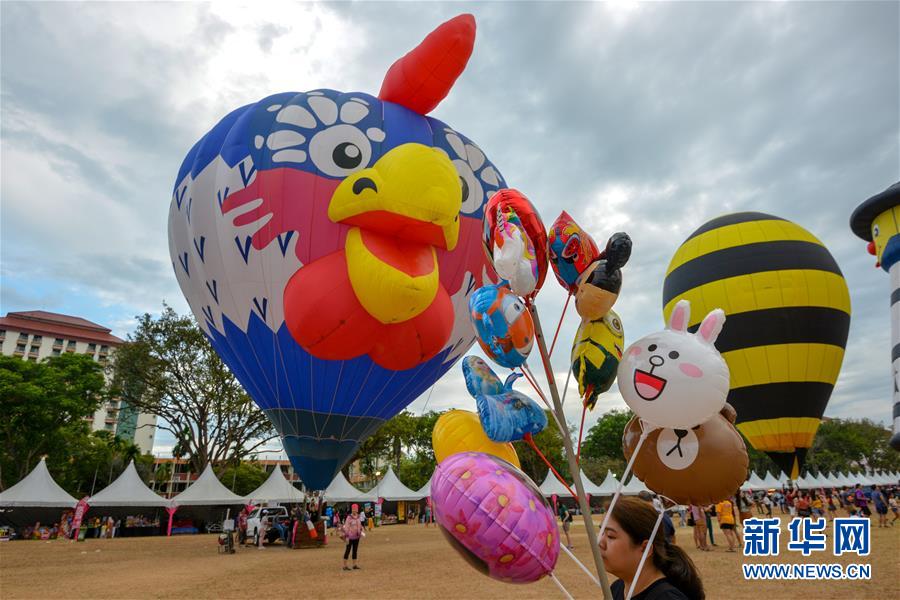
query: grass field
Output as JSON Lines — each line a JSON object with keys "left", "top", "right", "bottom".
{"left": 1, "top": 516, "right": 897, "bottom": 599}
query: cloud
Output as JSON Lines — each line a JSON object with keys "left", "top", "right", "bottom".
{"left": 2, "top": 1, "right": 898, "bottom": 458}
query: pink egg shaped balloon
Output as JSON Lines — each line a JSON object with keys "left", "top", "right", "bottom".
{"left": 431, "top": 452, "right": 560, "bottom": 583}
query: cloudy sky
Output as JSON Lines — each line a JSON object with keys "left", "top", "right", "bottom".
{"left": 2, "top": 2, "right": 898, "bottom": 458}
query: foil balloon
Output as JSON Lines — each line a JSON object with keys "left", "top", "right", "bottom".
{"left": 432, "top": 452, "right": 560, "bottom": 583}
{"left": 432, "top": 410, "right": 520, "bottom": 467}
{"left": 571, "top": 309, "right": 624, "bottom": 410}
{"left": 664, "top": 212, "right": 851, "bottom": 477}
{"left": 482, "top": 189, "right": 548, "bottom": 297}
{"left": 462, "top": 356, "right": 547, "bottom": 442}
{"left": 547, "top": 211, "right": 601, "bottom": 293}
{"left": 617, "top": 300, "right": 729, "bottom": 429}
{"left": 490, "top": 205, "right": 539, "bottom": 297}
{"left": 574, "top": 232, "right": 632, "bottom": 321}
{"left": 468, "top": 284, "right": 534, "bottom": 369}
{"left": 622, "top": 404, "right": 749, "bottom": 505}
{"left": 167, "top": 15, "right": 506, "bottom": 491}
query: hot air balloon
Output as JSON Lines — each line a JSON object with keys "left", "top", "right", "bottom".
{"left": 167, "top": 15, "right": 506, "bottom": 490}
{"left": 662, "top": 212, "right": 851, "bottom": 479}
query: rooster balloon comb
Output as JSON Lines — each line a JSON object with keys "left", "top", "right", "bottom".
{"left": 168, "top": 15, "right": 505, "bottom": 490}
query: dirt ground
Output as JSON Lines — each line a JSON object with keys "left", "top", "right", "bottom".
{"left": 1, "top": 516, "right": 897, "bottom": 599}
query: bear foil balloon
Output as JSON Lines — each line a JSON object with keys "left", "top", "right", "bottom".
{"left": 468, "top": 284, "right": 534, "bottom": 369}
{"left": 617, "top": 299, "right": 729, "bottom": 429}
{"left": 432, "top": 452, "right": 560, "bottom": 583}
{"left": 622, "top": 404, "right": 749, "bottom": 505}
{"left": 482, "top": 189, "right": 548, "bottom": 297}
{"left": 433, "top": 410, "right": 520, "bottom": 468}
{"left": 167, "top": 15, "right": 506, "bottom": 491}
{"left": 548, "top": 211, "right": 601, "bottom": 293}
{"left": 462, "top": 356, "right": 547, "bottom": 442}
{"left": 571, "top": 310, "right": 624, "bottom": 410}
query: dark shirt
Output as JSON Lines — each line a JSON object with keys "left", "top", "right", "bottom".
{"left": 611, "top": 577, "right": 691, "bottom": 600}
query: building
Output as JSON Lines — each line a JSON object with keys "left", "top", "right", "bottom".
{"left": 0, "top": 310, "right": 157, "bottom": 453}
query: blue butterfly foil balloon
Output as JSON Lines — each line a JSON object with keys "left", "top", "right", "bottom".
{"left": 462, "top": 356, "right": 547, "bottom": 442}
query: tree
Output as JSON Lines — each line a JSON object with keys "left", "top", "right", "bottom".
{"left": 110, "top": 306, "right": 276, "bottom": 474}
{"left": 0, "top": 354, "right": 106, "bottom": 488}
{"left": 219, "top": 462, "right": 270, "bottom": 496}
{"left": 515, "top": 410, "right": 568, "bottom": 484}
{"left": 580, "top": 409, "right": 633, "bottom": 465}
{"left": 805, "top": 418, "right": 900, "bottom": 474}
{"left": 48, "top": 430, "right": 153, "bottom": 497}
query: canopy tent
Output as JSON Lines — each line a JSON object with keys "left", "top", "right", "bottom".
{"left": 621, "top": 474, "right": 649, "bottom": 496}
{"left": 760, "top": 471, "right": 781, "bottom": 489}
{"left": 578, "top": 470, "right": 603, "bottom": 496}
{"left": 368, "top": 467, "right": 422, "bottom": 501}
{"left": 323, "top": 471, "right": 375, "bottom": 503}
{"left": 88, "top": 460, "right": 169, "bottom": 507}
{"left": 745, "top": 471, "right": 767, "bottom": 490}
{"left": 415, "top": 474, "right": 433, "bottom": 499}
{"left": 539, "top": 470, "right": 573, "bottom": 498}
{"left": 822, "top": 472, "right": 843, "bottom": 488}
{"left": 171, "top": 464, "right": 244, "bottom": 506}
{"left": 595, "top": 471, "right": 620, "bottom": 495}
{"left": 0, "top": 458, "right": 77, "bottom": 507}
{"left": 244, "top": 467, "right": 305, "bottom": 505}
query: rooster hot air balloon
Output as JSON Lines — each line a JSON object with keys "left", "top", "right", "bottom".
{"left": 167, "top": 15, "right": 505, "bottom": 490}
{"left": 662, "top": 212, "right": 851, "bottom": 479}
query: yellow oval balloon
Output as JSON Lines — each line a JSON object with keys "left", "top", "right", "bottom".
{"left": 663, "top": 212, "right": 851, "bottom": 480}
{"left": 432, "top": 409, "right": 520, "bottom": 468}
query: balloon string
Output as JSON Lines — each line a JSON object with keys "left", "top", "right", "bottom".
{"left": 518, "top": 365, "right": 546, "bottom": 404}
{"left": 524, "top": 433, "right": 578, "bottom": 500}
{"left": 598, "top": 422, "right": 655, "bottom": 542}
{"left": 549, "top": 572, "right": 575, "bottom": 600}
{"left": 560, "top": 544, "right": 602, "bottom": 587}
{"left": 576, "top": 401, "right": 588, "bottom": 465}
{"left": 548, "top": 292, "right": 572, "bottom": 357}
{"left": 626, "top": 509, "right": 665, "bottom": 600}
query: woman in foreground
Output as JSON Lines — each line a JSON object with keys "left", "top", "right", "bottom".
{"left": 599, "top": 496, "right": 705, "bottom": 600}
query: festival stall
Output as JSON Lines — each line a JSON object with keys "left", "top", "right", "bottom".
{"left": 367, "top": 467, "right": 423, "bottom": 524}
{"left": 0, "top": 458, "right": 77, "bottom": 533}
{"left": 87, "top": 460, "right": 170, "bottom": 537}
{"left": 168, "top": 464, "right": 245, "bottom": 535}
{"left": 244, "top": 467, "right": 305, "bottom": 505}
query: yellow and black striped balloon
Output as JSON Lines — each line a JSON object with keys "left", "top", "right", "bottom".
{"left": 662, "top": 212, "right": 851, "bottom": 480}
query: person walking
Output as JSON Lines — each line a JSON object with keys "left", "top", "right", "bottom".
{"left": 559, "top": 503, "right": 574, "bottom": 549}
{"left": 238, "top": 508, "right": 248, "bottom": 546}
{"left": 872, "top": 485, "right": 889, "bottom": 527}
{"left": 690, "top": 505, "right": 708, "bottom": 551}
{"left": 704, "top": 506, "right": 717, "bottom": 547}
{"left": 854, "top": 484, "right": 871, "bottom": 517}
{"left": 715, "top": 499, "right": 738, "bottom": 552}
{"left": 342, "top": 504, "right": 365, "bottom": 571}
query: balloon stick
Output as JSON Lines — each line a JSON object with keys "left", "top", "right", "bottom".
{"left": 549, "top": 572, "right": 575, "bottom": 600}
{"left": 527, "top": 302, "right": 613, "bottom": 600}
{"left": 598, "top": 420, "right": 655, "bottom": 542}
{"left": 560, "top": 544, "right": 602, "bottom": 587}
{"left": 626, "top": 508, "right": 665, "bottom": 600}
{"left": 576, "top": 402, "right": 589, "bottom": 464}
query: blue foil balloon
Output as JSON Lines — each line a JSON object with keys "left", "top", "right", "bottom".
{"left": 462, "top": 356, "right": 547, "bottom": 442}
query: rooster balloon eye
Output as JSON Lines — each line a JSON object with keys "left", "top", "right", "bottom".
{"left": 460, "top": 176, "right": 469, "bottom": 203}
{"left": 333, "top": 142, "right": 363, "bottom": 169}
{"left": 309, "top": 124, "right": 372, "bottom": 177}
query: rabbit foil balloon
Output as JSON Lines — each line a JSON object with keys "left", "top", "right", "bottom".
{"left": 462, "top": 356, "right": 547, "bottom": 442}
{"left": 618, "top": 300, "right": 729, "bottom": 429}
{"left": 167, "top": 15, "right": 506, "bottom": 491}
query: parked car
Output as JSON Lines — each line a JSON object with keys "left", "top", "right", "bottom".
{"left": 246, "top": 506, "right": 289, "bottom": 545}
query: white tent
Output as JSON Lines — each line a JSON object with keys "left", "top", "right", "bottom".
{"left": 596, "top": 470, "right": 620, "bottom": 495}
{"left": 368, "top": 467, "right": 422, "bottom": 501}
{"left": 244, "top": 467, "right": 305, "bottom": 505}
{"left": 621, "top": 474, "right": 649, "bottom": 496}
{"left": 171, "top": 464, "right": 245, "bottom": 506}
{"left": 746, "top": 471, "right": 767, "bottom": 490}
{"left": 539, "top": 469, "right": 573, "bottom": 498}
{"left": 415, "top": 474, "right": 433, "bottom": 498}
{"left": 823, "top": 472, "right": 844, "bottom": 488}
{"left": 323, "top": 471, "right": 375, "bottom": 503}
{"left": 578, "top": 470, "right": 603, "bottom": 496}
{"left": 88, "top": 460, "right": 170, "bottom": 507}
{"left": 0, "top": 458, "right": 77, "bottom": 507}
{"left": 761, "top": 471, "right": 781, "bottom": 489}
